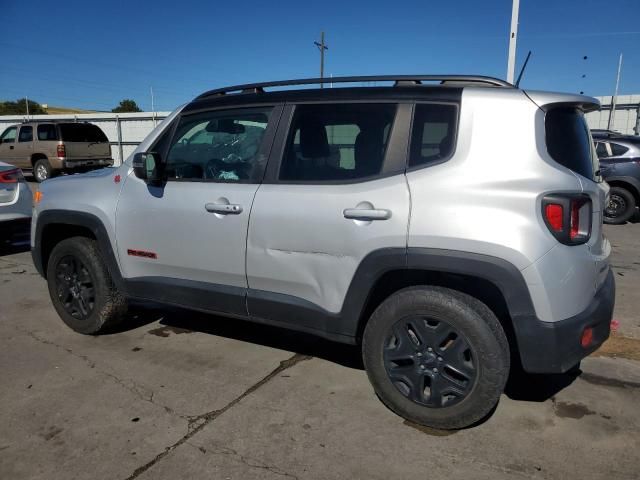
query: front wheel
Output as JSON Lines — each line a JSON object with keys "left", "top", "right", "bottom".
{"left": 604, "top": 186, "right": 636, "bottom": 225}
{"left": 46, "top": 236, "right": 128, "bottom": 334}
{"left": 363, "top": 286, "right": 509, "bottom": 430}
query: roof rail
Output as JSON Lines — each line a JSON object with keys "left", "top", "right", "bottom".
{"left": 196, "top": 75, "right": 514, "bottom": 99}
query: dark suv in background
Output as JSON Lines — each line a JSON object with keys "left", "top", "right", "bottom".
{"left": 592, "top": 131, "right": 640, "bottom": 224}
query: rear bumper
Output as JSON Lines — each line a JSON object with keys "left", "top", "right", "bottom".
{"left": 61, "top": 158, "right": 113, "bottom": 169}
{"left": 516, "top": 269, "right": 615, "bottom": 373}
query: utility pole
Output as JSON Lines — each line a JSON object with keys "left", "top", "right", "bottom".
{"left": 506, "top": 0, "right": 520, "bottom": 84}
{"left": 25, "top": 95, "right": 29, "bottom": 118}
{"left": 607, "top": 53, "right": 623, "bottom": 131}
{"left": 314, "top": 31, "right": 328, "bottom": 88}
{"left": 150, "top": 86, "right": 156, "bottom": 126}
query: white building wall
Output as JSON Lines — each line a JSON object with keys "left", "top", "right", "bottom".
{"left": 585, "top": 95, "right": 640, "bottom": 136}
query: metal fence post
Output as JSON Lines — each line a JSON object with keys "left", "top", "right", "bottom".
{"left": 116, "top": 115, "right": 124, "bottom": 165}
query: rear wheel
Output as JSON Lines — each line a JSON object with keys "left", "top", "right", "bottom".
{"left": 604, "top": 186, "right": 636, "bottom": 224}
{"left": 363, "top": 286, "right": 509, "bottom": 430}
{"left": 33, "top": 158, "right": 52, "bottom": 183}
{"left": 47, "top": 237, "right": 128, "bottom": 334}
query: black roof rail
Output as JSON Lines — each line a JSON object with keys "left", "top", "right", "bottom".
{"left": 196, "top": 74, "right": 514, "bottom": 99}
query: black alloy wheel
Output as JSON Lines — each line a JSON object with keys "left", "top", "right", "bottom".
{"left": 54, "top": 255, "right": 96, "bottom": 320}
{"left": 384, "top": 316, "right": 476, "bottom": 408}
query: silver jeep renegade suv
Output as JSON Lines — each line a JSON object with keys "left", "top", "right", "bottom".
{"left": 31, "top": 75, "right": 615, "bottom": 429}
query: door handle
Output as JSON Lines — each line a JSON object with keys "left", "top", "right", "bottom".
{"left": 9, "top": 146, "right": 14, "bottom": 150}
{"left": 205, "top": 203, "right": 243, "bottom": 215}
{"left": 343, "top": 208, "right": 391, "bottom": 221}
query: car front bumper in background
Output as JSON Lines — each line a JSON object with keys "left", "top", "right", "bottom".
{"left": 516, "top": 268, "right": 615, "bottom": 374}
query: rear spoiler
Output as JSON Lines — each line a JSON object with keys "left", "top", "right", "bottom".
{"left": 524, "top": 90, "right": 600, "bottom": 113}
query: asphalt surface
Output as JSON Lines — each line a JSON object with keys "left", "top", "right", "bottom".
{"left": 1, "top": 205, "right": 639, "bottom": 479}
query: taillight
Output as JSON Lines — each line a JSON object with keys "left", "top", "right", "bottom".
{"left": 57, "top": 144, "right": 66, "bottom": 157}
{"left": 542, "top": 194, "right": 592, "bottom": 245}
{"left": 0, "top": 168, "right": 22, "bottom": 183}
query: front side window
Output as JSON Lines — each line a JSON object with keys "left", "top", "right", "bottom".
{"left": 0, "top": 126, "right": 17, "bottom": 143}
{"left": 279, "top": 103, "right": 396, "bottom": 182}
{"left": 409, "top": 104, "right": 458, "bottom": 168}
{"left": 165, "top": 107, "right": 272, "bottom": 182}
{"left": 18, "top": 126, "right": 33, "bottom": 142}
{"left": 37, "top": 124, "right": 58, "bottom": 141}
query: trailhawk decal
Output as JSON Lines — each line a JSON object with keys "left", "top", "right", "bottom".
{"left": 127, "top": 249, "right": 157, "bottom": 259}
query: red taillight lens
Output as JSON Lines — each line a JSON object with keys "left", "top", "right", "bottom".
{"left": 57, "top": 144, "right": 66, "bottom": 157}
{"left": 0, "top": 168, "right": 22, "bottom": 183}
{"left": 542, "top": 194, "right": 592, "bottom": 245}
{"left": 544, "top": 204, "right": 564, "bottom": 232}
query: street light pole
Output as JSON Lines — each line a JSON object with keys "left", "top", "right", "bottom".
{"left": 506, "top": 0, "right": 520, "bottom": 84}
{"left": 314, "top": 31, "right": 328, "bottom": 88}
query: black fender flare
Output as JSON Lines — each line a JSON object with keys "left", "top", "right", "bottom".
{"left": 32, "top": 210, "right": 125, "bottom": 291}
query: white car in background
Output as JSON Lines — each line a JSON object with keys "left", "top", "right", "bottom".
{"left": 0, "top": 162, "right": 31, "bottom": 247}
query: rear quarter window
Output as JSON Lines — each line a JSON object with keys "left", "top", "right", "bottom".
{"left": 545, "top": 108, "right": 598, "bottom": 181}
{"left": 59, "top": 123, "right": 108, "bottom": 143}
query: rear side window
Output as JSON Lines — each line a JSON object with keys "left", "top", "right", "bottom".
{"left": 409, "top": 103, "right": 458, "bottom": 168}
{"left": 279, "top": 103, "right": 396, "bottom": 182}
{"left": 37, "top": 124, "right": 58, "bottom": 141}
{"left": 18, "top": 126, "right": 33, "bottom": 142}
{"left": 59, "top": 123, "right": 108, "bottom": 143}
{"left": 610, "top": 143, "right": 629, "bottom": 157}
{"left": 595, "top": 142, "right": 608, "bottom": 158}
{"left": 545, "top": 108, "right": 598, "bottom": 181}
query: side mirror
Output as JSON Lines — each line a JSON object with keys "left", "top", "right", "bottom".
{"left": 132, "top": 152, "right": 164, "bottom": 185}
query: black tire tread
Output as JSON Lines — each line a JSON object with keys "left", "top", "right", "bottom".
{"left": 363, "top": 286, "right": 509, "bottom": 430}
{"left": 47, "top": 236, "right": 127, "bottom": 334}
{"left": 604, "top": 186, "right": 636, "bottom": 225}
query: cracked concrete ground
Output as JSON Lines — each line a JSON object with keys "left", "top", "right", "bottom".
{"left": 1, "top": 223, "right": 639, "bottom": 479}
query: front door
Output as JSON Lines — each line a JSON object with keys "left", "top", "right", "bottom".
{"left": 246, "top": 102, "right": 411, "bottom": 334}
{"left": 0, "top": 126, "right": 18, "bottom": 163}
{"left": 116, "top": 105, "right": 281, "bottom": 316}
{"left": 13, "top": 125, "right": 33, "bottom": 169}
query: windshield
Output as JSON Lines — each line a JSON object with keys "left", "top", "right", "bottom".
{"left": 59, "top": 123, "right": 108, "bottom": 143}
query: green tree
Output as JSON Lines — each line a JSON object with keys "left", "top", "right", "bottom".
{"left": 112, "top": 99, "right": 142, "bottom": 113}
{"left": 0, "top": 98, "right": 47, "bottom": 115}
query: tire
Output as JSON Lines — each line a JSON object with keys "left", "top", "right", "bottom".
{"left": 46, "top": 236, "right": 128, "bottom": 334}
{"left": 363, "top": 286, "right": 509, "bottom": 430}
{"left": 33, "top": 158, "right": 53, "bottom": 183}
{"left": 604, "top": 186, "right": 636, "bottom": 225}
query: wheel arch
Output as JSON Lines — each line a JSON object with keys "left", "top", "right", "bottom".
{"left": 341, "top": 248, "right": 538, "bottom": 366}
{"left": 605, "top": 176, "right": 640, "bottom": 204}
{"left": 31, "top": 152, "right": 48, "bottom": 166}
{"left": 33, "top": 210, "right": 124, "bottom": 290}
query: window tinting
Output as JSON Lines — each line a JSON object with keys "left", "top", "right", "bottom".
{"left": 59, "top": 123, "right": 108, "bottom": 143}
{"left": 545, "top": 108, "right": 597, "bottom": 181}
{"left": 409, "top": 104, "right": 458, "bottom": 168}
{"left": 18, "top": 126, "right": 32, "bottom": 142}
{"left": 595, "top": 142, "right": 608, "bottom": 158}
{"left": 0, "top": 126, "right": 16, "bottom": 143}
{"left": 37, "top": 124, "right": 58, "bottom": 141}
{"left": 610, "top": 143, "right": 629, "bottom": 157}
{"left": 279, "top": 104, "right": 396, "bottom": 182}
{"left": 165, "top": 107, "right": 272, "bottom": 182}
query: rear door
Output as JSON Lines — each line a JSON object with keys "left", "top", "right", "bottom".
{"left": 13, "top": 125, "right": 34, "bottom": 168}
{"left": 116, "top": 105, "right": 281, "bottom": 316}
{"left": 246, "top": 102, "right": 411, "bottom": 331}
{"left": 0, "top": 126, "right": 18, "bottom": 163}
{"left": 58, "top": 123, "right": 111, "bottom": 159}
